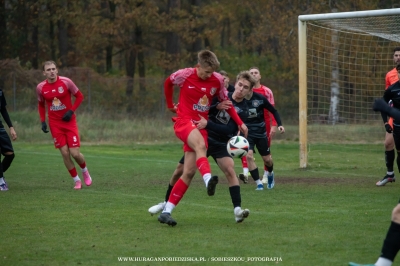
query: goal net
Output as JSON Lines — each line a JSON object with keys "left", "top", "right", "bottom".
{"left": 298, "top": 8, "right": 400, "bottom": 169}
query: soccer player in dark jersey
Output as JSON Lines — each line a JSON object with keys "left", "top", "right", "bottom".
{"left": 151, "top": 71, "right": 255, "bottom": 226}
{"left": 239, "top": 66, "right": 278, "bottom": 185}
{"left": 0, "top": 81, "right": 17, "bottom": 191}
{"left": 377, "top": 47, "right": 400, "bottom": 187}
{"left": 36, "top": 61, "right": 92, "bottom": 190}
{"left": 349, "top": 98, "right": 400, "bottom": 266}
{"left": 160, "top": 50, "right": 248, "bottom": 225}
{"left": 234, "top": 72, "right": 285, "bottom": 190}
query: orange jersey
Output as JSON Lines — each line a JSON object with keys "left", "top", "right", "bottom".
{"left": 386, "top": 68, "right": 399, "bottom": 89}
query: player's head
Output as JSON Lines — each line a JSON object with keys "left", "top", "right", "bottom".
{"left": 233, "top": 71, "right": 256, "bottom": 100}
{"left": 42, "top": 61, "right": 58, "bottom": 82}
{"left": 196, "top": 50, "right": 220, "bottom": 80}
{"left": 219, "top": 70, "right": 230, "bottom": 88}
{"left": 393, "top": 47, "right": 400, "bottom": 64}
{"left": 249, "top": 66, "right": 261, "bottom": 84}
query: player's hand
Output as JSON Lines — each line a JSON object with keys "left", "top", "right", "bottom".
{"left": 168, "top": 103, "right": 178, "bottom": 113}
{"left": 238, "top": 123, "right": 248, "bottom": 138}
{"left": 41, "top": 121, "right": 49, "bottom": 133}
{"left": 216, "top": 100, "right": 232, "bottom": 110}
{"left": 385, "top": 123, "right": 393, "bottom": 133}
{"left": 278, "top": 126, "right": 285, "bottom": 134}
{"left": 62, "top": 110, "right": 74, "bottom": 122}
{"left": 194, "top": 114, "right": 208, "bottom": 129}
{"left": 9, "top": 127, "right": 17, "bottom": 141}
{"left": 270, "top": 126, "right": 277, "bottom": 139}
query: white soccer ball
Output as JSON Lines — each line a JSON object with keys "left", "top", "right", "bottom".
{"left": 227, "top": 136, "right": 249, "bottom": 158}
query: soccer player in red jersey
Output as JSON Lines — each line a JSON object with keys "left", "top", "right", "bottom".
{"left": 238, "top": 67, "right": 278, "bottom": 186}
{"left": 377, "top": 47, "right": 400, "bottom": 187}
{"left": 159, "top": 50, "right": 248, "bottom": 225}
{"left": 36, "top": 61, "right": 92, "bottom": 190}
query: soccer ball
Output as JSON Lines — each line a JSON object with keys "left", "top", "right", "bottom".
{"left": 227, "top": 136, "right": 249, "bottom": 158}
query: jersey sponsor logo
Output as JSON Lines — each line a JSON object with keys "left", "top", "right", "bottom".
{"left": 193, "top": 95, "right": 210, "bottom": 112}
{"left": 210, "top": 87, "right": 216, "bottom": 95}
{"left": 201, "top": 87, "right": 206, "bottom": 92}
{"left": 58, "top": 86, "right": 64, "bottom": 93}
{"left": 216, "top": 110, "right": 230, "bottom": 125}
{"left": 248, "top": 108, "right": 257, "bottom": 118}
{"left": 252, "top": 100, "right": 261, "bottom": 107}
{"left": 50, "top": 97, "right": 67, "bottom": 111}
{"left": 52, "top": 89, "right": 56, "bottom": 93}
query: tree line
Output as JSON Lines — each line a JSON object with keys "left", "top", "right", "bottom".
{"left": 0, "top": 0, "right": 398, "bottom": 113}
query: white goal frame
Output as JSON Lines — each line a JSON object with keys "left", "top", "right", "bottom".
{"left": 298, "top": 8, "right": 400, "bottom": 168}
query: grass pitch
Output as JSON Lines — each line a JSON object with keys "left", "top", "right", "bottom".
{"left": 1, "top": 142, "right": 398, "bottom": 266}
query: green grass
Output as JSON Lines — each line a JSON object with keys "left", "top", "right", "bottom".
{"left": 1, "top": 142, "right": 398, "bottom": 265}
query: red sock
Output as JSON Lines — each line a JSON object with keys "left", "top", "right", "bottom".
{"left": 79, "top": 161, "right": 86, "bottom": 169}
{"left": 196, "top": 157, "right": 211, "bottom": 176}
{"left": 68, "top": 167, "right": 78, "bottom": 178}
{"left": 168, "top": 178, "right": 189, "bottom": 206}
{"left": 241, "top": 157, "right": 248, "bottom": 168}
{"left": 264, "top": 165, "right": 267, "bottom": 171}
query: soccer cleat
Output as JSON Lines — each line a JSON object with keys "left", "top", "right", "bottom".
{"left": 238, "top": 173, "right": 248, "bottom": 184}
{"left": 255, "top": 184, "right": 264, "bottom": 190}
{"left": 74, "top": 181, "right": 82, "bottom": 190}
{"left": 148, "top": 202, "right": 166, "bottom": 216}
{"left": 262, "top": 173, "right": 268, "bottom": 184}
{"left": 207, "top": 175, "right": 218, "bottom": 196}
{"left": 158, "top": 212, "right": 177, "bottom": 226}
{"left": 0, "top": 181, "right": 8, "bottom": 191}
{"left": 376, "top": 175, "right": 395, "bottom": 186}
{"left": 83, "top": 170, "right": 92, "bottom": 186}
{"left": 348, "top": 262, "right": 375, "bottom": 266}
{"left": 267, "top": 171, "right": 275, "bottom": 189}
{"left": 234, "top": 208, "right": 250, "bottom": 223}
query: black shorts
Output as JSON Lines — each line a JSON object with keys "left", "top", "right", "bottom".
{"left": 247, "top": 136, "right": 270, "bottom": 156}
{"left": 0, "top": 128, "right": 13, "bottom": 155}
{"left": 207, "top": 138, "right": 231, "bottom": 163}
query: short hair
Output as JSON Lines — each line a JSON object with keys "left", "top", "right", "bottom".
{"left": 219, "top": 70, "right": 228, "bottom": 77}
{"left": 198, "top": 50, "right": 220, "bottom": 70}
{"left": 236, "top": 71, "right": 256, "bottom": 89}
{"left": 249, "top": 66, "right": 260, "bottom": 72}
{"left": 42, "top": 60, "right": 57, "bottom": 71}
{"left": 393, "top": 47, "right": 400, "bottom": 54}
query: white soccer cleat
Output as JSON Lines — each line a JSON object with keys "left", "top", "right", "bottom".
{"left": 262, "top": 173, "right": 268, "bottom": 184}
{"left": 148, "top": 202, "right": 166, "bottom": 216}
{"left": 234, "top": 207, "right": 250, "bottom": 223}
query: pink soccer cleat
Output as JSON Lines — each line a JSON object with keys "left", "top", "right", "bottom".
{"left": 83, "top": 170, "right": 92, "bottom": 186}
{"left": 74, "top": 181, "right": 82, "bottom": 190}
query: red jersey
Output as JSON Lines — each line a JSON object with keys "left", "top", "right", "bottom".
{"left": 253, "top": 85, "right": 277, "bottom": 130}
{"left": 164, "top": 68, "right": 242, "bottom": 125}
{"left": 36, "top": 76, "right": 82, "bottom": 123}
{"left": 386, "top": 68, "right": 399, "bottom": 89}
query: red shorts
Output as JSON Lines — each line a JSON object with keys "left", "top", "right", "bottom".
{"left": 174, "top": 118, "right": 208, "bottom": 152}
{"left": 389, "top": 117, "right": 394, "bottom": 128}
{"left": 49, "top": 120, "right": 80, "bottom": 149}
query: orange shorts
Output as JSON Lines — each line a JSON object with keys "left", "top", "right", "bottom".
{"left": 49, "top": 120, "right": 80, "bottom": 149}
{"left": 174, "top": 118, "right": 208, "bottom": 152}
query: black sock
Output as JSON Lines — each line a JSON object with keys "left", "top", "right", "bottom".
{"left": 266, "top": 163, "right": 273, "bottom": 173}
{"left": 2, "top": 153, "right": 14, "bottom": 173}
{"left": 380, "top": 221, "right": 400, "bottom": 261}
{"left": 165, "top": 184, "right": 173, "bottom": 202}
{"left": 386, "top": 150, "right": 395, "bottom": 173}
{"left": 229, "top": 185, "right": 241, "bottom": 208}
{"left": 250, "top": 168, "right": 260, "bottom": 181}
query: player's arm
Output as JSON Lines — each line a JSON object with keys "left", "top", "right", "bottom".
{"left": 196, "top": 114, "right": 236, "bottom": 135}
{"left": 0, "top": 95, "right": 17, "bottom": 140}
{"left": 164, "top": 77, "right": 176, "bottom": 113}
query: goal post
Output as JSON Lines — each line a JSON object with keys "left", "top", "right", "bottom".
{"left": 298, "top": 8, "right": 400, "bottom": 169}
